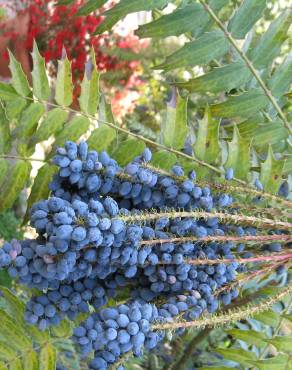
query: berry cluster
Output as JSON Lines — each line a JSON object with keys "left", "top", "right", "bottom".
{"left": 0, "top": 141, "right": 286, "bottom": 369}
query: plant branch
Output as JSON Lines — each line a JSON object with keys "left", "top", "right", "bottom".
{"left": 152, "top": 283, "right": 292, "bottom": 330}
{"left": 121, "top": 210, "right": 292, "bottom": 231}
{"left": 143, "top": 164, "right": 292, "bottom": 211}
{"left": 215, "top": 260, "right": 291, "bottom": 296}
{"left": 0, "top": 154, "right": 47, "bottom": 163}
{"left": 199, "top": 0, "right": 292, "bottom": 135}
{"left": 166, "top": 327, "right": 213, "bottom": 370}
{"left": 157, "top": 252, "right": 292, "bottom": 266}
{"left": 22, "top": 96, "right": 231, "bottom": 180}
{"left": 141, "top": 234, "right": 292, "bottom": 246}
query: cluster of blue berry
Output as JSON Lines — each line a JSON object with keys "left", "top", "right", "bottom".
{"left": 0, "top": 141, "right": 286, "bottom": 370}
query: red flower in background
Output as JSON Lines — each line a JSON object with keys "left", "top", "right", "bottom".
{"left": 1, "top": 0, "right": 146, "bottom": 116}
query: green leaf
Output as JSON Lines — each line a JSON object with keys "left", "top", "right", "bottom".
{"left": 283, "top": 157, "right": 292, "bottom": 175}
{"left": 226, "top": 328, "right": 267, "bottom": 348}
{"left": 0, "top": 82, "right": 19, "bottom": 100}
{"left": 199, "top": 368, "right": 235, "bottom": 370}
{"left": 210, "top": 89, "right": 269, "bottom": 119}
{"left": 50, "top": 319, "right": 72, "bottom": 338}
{"left": 23, "top": 351, "right": 39, "bottom": 370}
{"left": 0, "top": 341, "right": 16, "bottom": 360}
{"left": 16, "top": 102, "right": 45, "bottom": 139}
{"left": 94, "top": 0, "right": 168, "bottom": 34}
{"left": 55, "top": 50, "right": 73, "bottom": 107}
{"left": 249, "top": 355, "right": 290, "bottom": 370}
{"left": 0, "top": 159, "right": 8, "bottom": 188}
{"left": 215, "top": 348, "right": 256, "bottom": 366}
{"left": 193, "top": 0, "right": 229, "bottom": 38}
{"left": 0, "top": 160, "right": 31, "bottom": 212}
{"left": 57, "top": 0, "right": 75, "bottom": 4}
{"left": 268, "top": 52, "right": 292, "bottom": 97}
{"left": 39, "top": 343, "right": 56, "bottom": 370}
{"left": 154, "top": 30, "right": 229, "bottom": 71}
{"left": 228, "top": 0, "right": 266, "bottom": 39}
{"left": 24, "top": 164, "right": 57, "bottom": 223}
{"left": 112, "top": 139, "right": 145, "bottom": 166}
{"left": 252, "top": 121, "right": 288, "bottom": 151}
{"left": 31, "top": 41, "right": 50, "bottom": 101}
{"left": 98, "top": 93, "right": 116, "bottom": 125}
{"left": 249, "top": 10, "right": 292, "bottom": 69}
{"left": 282, "top": 314, "right": 292, "bottom": 323}
{"left": 53, "top": 115, "right": 90, "bottom": 148}
{"left": 265, "top": 335, "right": 292, "bottom": 353}
{"left": 135, "top": 4, "right": 208, "bottom": 38}
{"left": 161, "top": 88, "right": 188, "bottom": 149}
{"left": 10, "top": 358, "right": 22, "bottom": 370}
{"left": 88, "top": 125, "right": 116, "bottom": 152}
{"left": 0, "top": 287, "right": 25, "bottom": 321}
{"left": 4, "top": 97, "right": 27, "bottom": 120}
{"left": 151, "top": 150, "right": 177, "bottom": 171}
{"left": 32, "top": 108, "right": 68, "bottom": 145}
{"left": 0, "top": 310, "right": 32, "bottom": 350}
{"left": 87, "top": 94, "right": 116, "bottom": 151}
{"left": 225, "top": 125, "right": 251, "bottom": 180}
{"left": 8, "top": 50, "right": 31, "bottom": 96}
{"left": 194, "top": 107, "right": 221, "bottom": 166}
{"left": 79, "top": 51, "right": 100, "bottom": 115}
{"left": 175, "top": 62, "right": 251, "bottom": 94}
{"left": 260, "top": 146, "right": 285, "bottom": 194}
{"left": 254, "top": 310, "right": 281, "bottom": 327}
{"left": 0, "top": 103, "right": 11, "bottom": 154}
{"left": 25, "top": 325, "right": 50, "bottom": 345}
{"left": 77, "top": 0, "right": 107, "bottom": 16}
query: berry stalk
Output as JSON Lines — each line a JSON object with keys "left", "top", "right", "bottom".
{"left": 120, "top": 210, "right": 292, "bottom": 231}
{"left": 152, "top": 283, "right": 292, "bottom": 330}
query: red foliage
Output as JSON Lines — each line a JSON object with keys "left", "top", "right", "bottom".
{"left": 1, "top": 0, "right": 145, "bottom": 114}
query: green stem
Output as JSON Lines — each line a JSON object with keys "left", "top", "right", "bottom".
{"left": 0, "top": 154, "right": 47, "bottom": 163}
{"left": 165, "top": 328, "right": 213, "bottom": 370}
{"left": 198, "top": 0, "right": 292, "bottom": 136}
{"left": 121, "top": 210, "right": 292, "bottom": 231}
{"left": 22, "top": 96, "right": 232, "bottom": 180}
